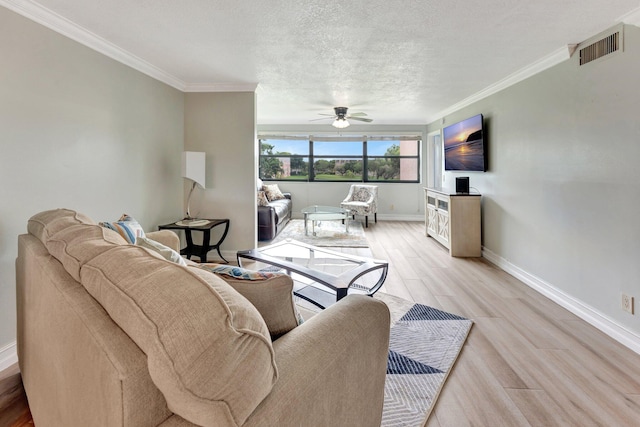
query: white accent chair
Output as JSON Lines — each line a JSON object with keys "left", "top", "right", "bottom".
{"left": 341, "top": 185, "right": 378, "bottom": 227}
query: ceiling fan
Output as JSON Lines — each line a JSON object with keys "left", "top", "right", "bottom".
{"left": 311, "top": 107, "right": 373, "bottom": 128}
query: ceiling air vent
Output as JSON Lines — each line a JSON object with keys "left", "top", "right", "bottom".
{"left": 578, "top": 24, "right": 623, "bottom": 66}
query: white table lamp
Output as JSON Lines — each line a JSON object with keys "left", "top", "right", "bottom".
{"left": 182, "top": 151, "right": 206, "bottom": 220}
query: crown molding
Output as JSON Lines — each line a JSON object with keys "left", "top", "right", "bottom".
{"left": 1, "top": 0, "right": 257, "bottom": 93}
{"left": 429, "top": 46, "right": 569, "bottom": 123}
{"left": 1, "top": 0, "right": 187, "bottom": 90}
{"left": 431, "top": 7, "right": 640, "bottom": 123}
{"left": 618, "top": 6, "right": 640, "bottom": 27}
{"left": 184, "top": 83, "right": 259, "bottom": 93}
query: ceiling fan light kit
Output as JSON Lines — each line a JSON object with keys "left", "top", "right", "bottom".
{"left": 332, "top": 118, "right": 350, "bottom": 128}
{"left": 313, "top": 106, "right": 373, "bottom": 128}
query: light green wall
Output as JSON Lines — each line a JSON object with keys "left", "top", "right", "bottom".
{"left": 0, "top": 7, "right": 184, "bottom": 353}
{"left": 185, "top": 92, "right": 257, "bottom": 253}
{"left": 428, "top": 25, "right": 640, "bottom": 338}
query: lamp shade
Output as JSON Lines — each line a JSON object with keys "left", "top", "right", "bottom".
{"left": 181, "top": 151, "right": 206, "bottom": 188}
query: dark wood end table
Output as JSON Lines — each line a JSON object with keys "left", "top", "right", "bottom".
{"left": 158, "top": 219, "right": 230, "bottom": 263}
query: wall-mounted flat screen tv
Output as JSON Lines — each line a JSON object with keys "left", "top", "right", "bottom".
{"left": 443, "top": 114, "right": 486, "bottom": 171}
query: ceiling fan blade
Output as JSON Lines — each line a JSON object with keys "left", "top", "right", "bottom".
{"left": 312, "top": 108, "right": 371, "bottom": 123}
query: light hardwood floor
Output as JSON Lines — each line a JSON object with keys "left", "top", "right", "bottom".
{"left": 366, "top": 221, "right": 640, "bottom": 427}
{"left": 2, "top": 220, "right": 640, "bottom": 426}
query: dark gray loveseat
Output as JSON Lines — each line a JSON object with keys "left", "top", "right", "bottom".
{"left": 258, "top": 193, "right": 292, "bottom": 241}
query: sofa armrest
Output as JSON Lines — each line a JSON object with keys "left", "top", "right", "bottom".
{"left": 244, "top": 295, "right": 390, "bottom": 426}
{"left": 146, "top": 230, "right": 180, "bottom": 253}
{"left": 258, "top": 206, "right": 277, "bottom": 241}
{"left": 258, "top": 205, "right": 276, "bottom": 220}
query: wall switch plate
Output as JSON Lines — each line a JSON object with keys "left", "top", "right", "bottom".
{"left": 622, "top": 294, "right": 634, "bottom": 314}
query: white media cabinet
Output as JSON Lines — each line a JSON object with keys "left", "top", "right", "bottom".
{"left": 424, "top": 187, "right": 481, "bottom": 257}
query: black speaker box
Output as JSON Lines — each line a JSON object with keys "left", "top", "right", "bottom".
{"left": 456, "top": 177, "right": 470, "bottom": 194}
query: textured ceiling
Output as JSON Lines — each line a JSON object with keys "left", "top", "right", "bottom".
{"left": 15, "top": 0, "right": 640, "bottom": 125}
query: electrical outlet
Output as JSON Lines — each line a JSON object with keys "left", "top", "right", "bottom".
{"left": 622, "top": 294, "right": 634, "bottom": 314}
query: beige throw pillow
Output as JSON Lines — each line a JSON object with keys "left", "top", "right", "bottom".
{"left": 257, "top": 190, "right": 270, "bottom": 207}
{"left": 263, "top": 184, "right": 285, "bottom": 201}
{"left": 196, "top": 263, "right": 303, "bottom": 339}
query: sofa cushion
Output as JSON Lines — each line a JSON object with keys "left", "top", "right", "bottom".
{"left": 79, "top": 238, "right": 277, "bottom": 427}
{"left": 45, "top": 224, "right": 128, "bottom": 281}
{"left": 27, "top": 208, "right": 95, "bottom": 245}
{"left": 268, "top": 198, "right": 291, "bottom": 223}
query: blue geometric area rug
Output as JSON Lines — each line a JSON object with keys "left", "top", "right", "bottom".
{"left": 376, "top": 293, "right": 473, "bottom": 427}
{"left": 296, "top": 292, "right": 472, "bottom": 427}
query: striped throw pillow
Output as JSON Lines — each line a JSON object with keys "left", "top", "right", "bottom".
{"left": 100, "top": 214, "right": 145, "bottom": 244}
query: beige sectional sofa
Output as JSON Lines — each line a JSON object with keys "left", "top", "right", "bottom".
{"left": 16, "top": 209, "right": 390, "bottom": 427}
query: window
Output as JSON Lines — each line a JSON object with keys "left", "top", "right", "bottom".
{"left": 259, "top": 139, "right": 309, "bottom": 180}
{"left": 259, "top": 135, "right": 420, "bottom": 183}
{"left": 313, "top": 140, "right": 363, "bottom": 181}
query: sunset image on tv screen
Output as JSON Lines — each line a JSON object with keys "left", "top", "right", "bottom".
{"left": 443, "top": 114, "right": 485, "bottom": 171}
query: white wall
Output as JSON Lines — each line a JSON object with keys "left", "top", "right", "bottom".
{"left": 257, "top": 124, "right": 427, "bottom": 220}
{"left": 0, "top": 7, "right": 184, "bottom": 359}
{"left": 427, "top": 24, "right": 640, "bottom": 344}
{"left": 185, "top": 92, "right": 257, "bottom": 256}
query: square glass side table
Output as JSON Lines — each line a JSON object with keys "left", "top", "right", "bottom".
{"left": 301, "top": 205, "right": 349, "bottom": 236}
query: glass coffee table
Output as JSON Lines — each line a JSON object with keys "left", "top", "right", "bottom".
{"left": 301, "top": 205, "right": 349, "bottom": 236}
{"left": 237, "top": 240, "right": 388, "bottom": 309}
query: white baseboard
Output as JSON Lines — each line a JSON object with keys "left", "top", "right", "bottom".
{"left": 377, "top": 214, "right": 423, "bottom": 222}
{"left": 482, "top": 247, "right": 640, "bottom": 355}
{"left": 0, "top": 341, "right": 18, "bottom": 372}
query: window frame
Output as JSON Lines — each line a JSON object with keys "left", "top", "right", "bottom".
{"left": 259, "top": 135, "right": 421, "bottom": 183}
